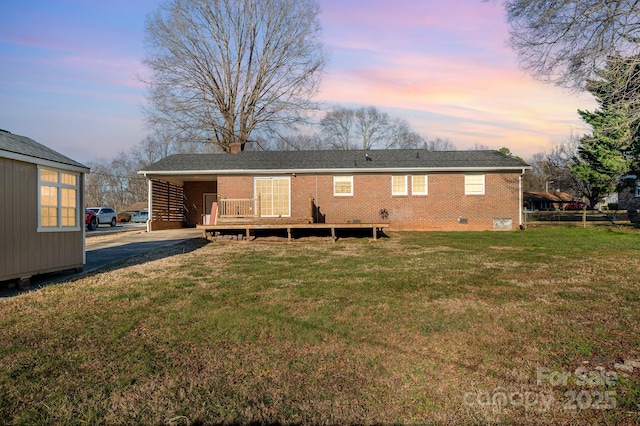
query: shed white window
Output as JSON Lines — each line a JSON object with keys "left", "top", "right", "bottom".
{"left": 412, "top": 175, "right": 428, "bottom": 195}
{"left": 392, "top": 175, "right": 408, "bottom": 196}
{"left": 38, "top": 167, "right": 80, "bottom": 231}
{"left": 635, "top": 183, "right": 640, "bottom": 198}
{"left": 464, "top": 174, "right": 485, "bottom": 195}
{"left": 334, "top": 176, "right": 353, "bottom": 196}
{"left": 255, "top": 177, "right": 291, "bottom": 217}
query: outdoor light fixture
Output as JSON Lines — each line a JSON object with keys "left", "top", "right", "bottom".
{"left": 545, "top": 180, "right": 555, "bottom": 192}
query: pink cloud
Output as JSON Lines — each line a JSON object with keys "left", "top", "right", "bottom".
{"left": 1, "top": 0, "right": 595, "bottom": 161}
{"left": 316, "top": 0, "right": 595, "bottom": 158}
{"left": 1, "top": 34, "right": 77, "bottom": 53}
{"left": 318, "top": 58, "right": 595, "bottom": 158}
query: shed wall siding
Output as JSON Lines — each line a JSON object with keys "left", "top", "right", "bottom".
{"left": 215, "top": 172, "right": 521, "bottom": 231}
{"left": 0, "top": 157, "right": 84, "bottom": 281}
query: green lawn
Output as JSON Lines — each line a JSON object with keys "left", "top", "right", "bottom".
{"left": 1, "top": 228, "right": 639, "bottom": 425}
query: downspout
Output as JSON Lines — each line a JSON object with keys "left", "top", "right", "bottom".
{"left": 519, "top": 169, "right": 524, "bottom": 227}
{"left": 316, "top": 173, "right": 319, "bottom": 223}
{"left": 81, "top": 173, "right": 86, "bottom": 265}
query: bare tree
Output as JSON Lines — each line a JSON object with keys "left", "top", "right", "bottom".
{"left": 425, "top": 137, "right": 456, "bottom": 151}
{"left": 354, "top": 106, "right": 390, "bottom": 150}
{"left": 320, "top": 105, "right": 436, "bottom": 150}
{"left": 502, "top": 1, "right": 640, "bottom": 111}
{"left": 385, "top": 118, "right": 426, "bottom": 149}
{"left": 271, "top": 133, "right": 327, "bottom": 151}
{"left": 471, "top": 143, "right": 491, "bottom": 150}
{"left": 131, "top": 135, "right": 174, "bottom": 168}
{"left": 85, "top": 161, "right": 111, "bottom": 208}
{"left": 86, "top": 150, "right": 152, "bottom": 212}
{"left": 320, "top": 107, "right": 356, "bottom": 150}
{"left": 524, "top": 135, "right": 600, "bottom": 204}
{"left": 144, "top": 0, "right": 326, "bottom": 153}
{"left": 522, "top": 151, "right": 547, "bottom": 192}
{"left": 131, "top": 132, "right": 214, "bottom": 169}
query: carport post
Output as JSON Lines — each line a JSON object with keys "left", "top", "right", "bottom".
{"left": 147, "top": 178, "right": 152, "bottom": 233}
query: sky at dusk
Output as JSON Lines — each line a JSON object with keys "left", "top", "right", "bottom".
{"left": 0, "top": 0, "right": 595, "bottom": 164}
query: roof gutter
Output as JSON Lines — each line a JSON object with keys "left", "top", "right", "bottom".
{"left": 138, "top": 165, "right": 532, "bottom": 176}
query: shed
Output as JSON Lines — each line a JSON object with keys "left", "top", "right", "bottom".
{"left": 0, "top": 130, "right": 90, "bottom": 287}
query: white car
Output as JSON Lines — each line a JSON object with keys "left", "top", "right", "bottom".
{"left": 86, "top": 207, "right": 117, "bottom": 227}
{"left": 131, "top": 210, "right": 149, "bottom": 223}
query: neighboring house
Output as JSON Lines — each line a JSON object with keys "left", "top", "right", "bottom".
{"left": 0, "top": 130, "right": 89, "bottom": 286}
{"left": 138, "top": 149, "right": 529, "bottom": 232}
{"left": 120, "top": 201, "right": 149, "bottom": 222}
{"left": 618, "top": 183, "right": 640, "bottom": 210}
{"left": 123, "top": 201, "right": 149, "bottom": 214}
{"left": 523, "top": 191, "right": 574, "bottom": 211}
{"left": 600, "top": 183, "right": 640, "bottom": 211}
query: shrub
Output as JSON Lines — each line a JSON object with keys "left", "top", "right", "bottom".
{"left": 118, "top": 212, "right": 131, "bottom": 222}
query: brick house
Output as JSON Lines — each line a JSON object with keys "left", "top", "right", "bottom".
{"left": 617, "top": 184, "right": 640, "bottom": 210}
{"left": 601, "top": 184, "right": 640, "bottom": 211}
{"left": 138, "top": 149, "right": 529, "bottom": 232}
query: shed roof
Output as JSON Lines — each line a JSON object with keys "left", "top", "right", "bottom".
{"left": 140, "top": 149, "right": 529, "bottom": 176}
{"left": 0, "top": 129, "right": 89, "bottom": 172}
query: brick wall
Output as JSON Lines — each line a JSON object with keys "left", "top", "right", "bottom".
{"left": 216, "top": 172, "right": 522, "bottom": 231}
{"left": 218, "top": 176, "right": 253, "bottom": 200}
{"left": 618, "top": 187, "right": 640, "bottom": 210}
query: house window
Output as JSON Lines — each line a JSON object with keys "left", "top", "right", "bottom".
{"left": 412, "top": 175, "right": 428, "bottom": 195}
{"left": 465, "top": 174, "right": 485, "bottom": 195}
{"left": 255, "top": 177, "right": 290, "bottom": 217}
{"left": 392, "top": 175, "right": 408, "bottom": 196}
{"left": 635, "top": 184, "right": 640, "bottom": 198}
{"left": 38, "top": 167, "right": 80, "bottom": 231}
{"left": 333, "top": 176, "right": 353, "bottom": 196}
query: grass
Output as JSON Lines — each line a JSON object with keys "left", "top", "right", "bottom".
{"left": 1, "top": 228, "right": 639, "bottom": 425}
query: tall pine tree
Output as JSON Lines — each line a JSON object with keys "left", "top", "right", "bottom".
{"left": 572, "top": 55, "right": 640, "bottom": 206}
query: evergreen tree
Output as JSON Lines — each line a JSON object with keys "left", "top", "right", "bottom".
{"left": 571, "top": 56, "right": 640, "bottom": 206}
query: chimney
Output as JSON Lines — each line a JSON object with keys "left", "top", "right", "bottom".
{"left": 229, "top": 142, "right": 244, "bottom": 154}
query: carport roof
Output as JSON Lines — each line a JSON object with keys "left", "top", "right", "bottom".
{"left": 139, "top": 149, "right": 529, "bottom": 175}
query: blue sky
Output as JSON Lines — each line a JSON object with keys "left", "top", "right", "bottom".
{"left": 0, "top": 0, "right": 594, "bottom": 164}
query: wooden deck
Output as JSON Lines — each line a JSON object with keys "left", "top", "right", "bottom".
{"left": 196, "top": 222, "right": 389, "bottom": 242}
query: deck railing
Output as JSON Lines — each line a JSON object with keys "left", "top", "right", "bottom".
{"left": 218, "top": 198, "right": 258, "bottom": 218}
{"left": 215, "top": 195, "right": 316, "bottom": 222}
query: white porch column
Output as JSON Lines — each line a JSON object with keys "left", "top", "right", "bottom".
{"left": 147, "top": 178, "right": 152, "bottom": 232}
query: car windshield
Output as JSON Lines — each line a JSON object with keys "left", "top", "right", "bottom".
{"left": 87, "top": 208, "right": 99, "bottom": 213}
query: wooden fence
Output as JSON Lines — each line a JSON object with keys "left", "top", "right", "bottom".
{"left": 523, "top": 210, "right": 637, "bottom": 228}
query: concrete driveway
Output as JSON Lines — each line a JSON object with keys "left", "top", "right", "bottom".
{"left": 1, "top": 228, "right": 203, "bottom": 297}
{"left": 85, "top": 228, "right": 202, "bottom": 273}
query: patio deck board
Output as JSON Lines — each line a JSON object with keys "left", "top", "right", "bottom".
{"left": 196, "top": 222, "right": 389, "bottom": 242}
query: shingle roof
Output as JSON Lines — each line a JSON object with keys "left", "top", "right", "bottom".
{"left": 0, "top": 130, "right": 88, "bottom": 171}
{"left": 524, "top": 191, "right": 574, "bottom": 202}
{"left": 140, "top": 149, "right": 529, "bottom": 174}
